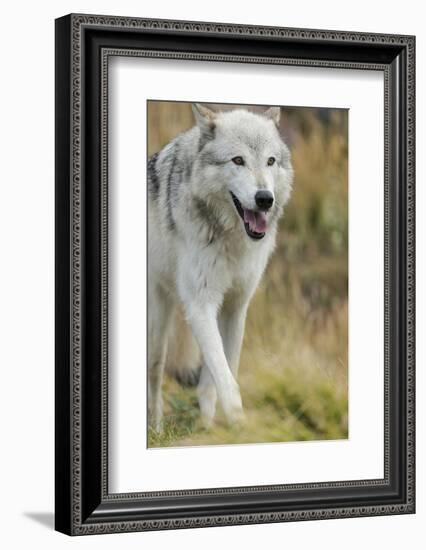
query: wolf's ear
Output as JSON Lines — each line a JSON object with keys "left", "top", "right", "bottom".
{"left": 192, "top": 103, "right": 216, "bottom": 129}
{"left": 264, "top": 106, "right": 281, "bottom": 127}
{"left": 192, "top": 103, "right": 216, "bottom": 147}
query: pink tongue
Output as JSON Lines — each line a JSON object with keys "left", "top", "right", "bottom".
{"left": 243, "top": 209, "right": 267, "bottom": 234}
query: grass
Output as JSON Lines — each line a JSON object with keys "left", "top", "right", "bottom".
{"left": 147, "top": 102, "right": 348, "bottom": 448}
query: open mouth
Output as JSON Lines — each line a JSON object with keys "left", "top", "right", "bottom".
{"left": 230, "top": 192, "right": 267, "bottom": 240}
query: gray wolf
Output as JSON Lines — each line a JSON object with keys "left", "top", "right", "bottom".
{"left": 147, "top": 103, "right": 293, "bottom": 431}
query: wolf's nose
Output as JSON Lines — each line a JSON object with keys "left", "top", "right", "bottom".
{"left": 255, "top": 190, "right": 274, "bottom": 211}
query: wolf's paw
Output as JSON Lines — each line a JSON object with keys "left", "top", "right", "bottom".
{"left": 222, "top": 386, "right": 245, "bottom": 426}
{"left": 226, "top": 405, "right": 246, "bottom": 427}
{"left": 174, "top": 365, "right": 202, "bottom": 388}
{"left": 148, "top": 417, "right": 163, "bottom": 434}
{"left": 148, "top": 406, "right": 164, "bottom": 433}
{"left": 197, "top": 383, "right": 217, "bottom": 429}
{"left": 200, "top": 413, "right": 215, "bottom": 431}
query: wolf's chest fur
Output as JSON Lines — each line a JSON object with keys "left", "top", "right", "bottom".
{"left": 172, "top": 225, "right": 276, "bottom": 307}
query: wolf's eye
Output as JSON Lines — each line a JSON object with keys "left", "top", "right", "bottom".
{"left": 267, "top": 157, "right": 276, "bottom": 166}
{"left": 232, "top": 156, "right": 245, "bottom": 166}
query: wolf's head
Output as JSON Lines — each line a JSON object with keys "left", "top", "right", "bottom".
{"left": 192, "top": 104, "right": 293, "bottom": 241}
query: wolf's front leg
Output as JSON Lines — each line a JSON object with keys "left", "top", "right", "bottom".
{"left": 196, "top": 365, "right": 217, "bottom": 428}
{"left": 185, "top": 303, "right": 244, "bottom": 425}
{"left": 219, "top": 298, "right": 250, "bottom": 378}
{"left": 197, "top": 298, "right": 248, "bottom": 428}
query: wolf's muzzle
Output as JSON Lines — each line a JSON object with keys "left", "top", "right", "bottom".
{"left": 230, "top": 192, "right": 268, "bottom": 241}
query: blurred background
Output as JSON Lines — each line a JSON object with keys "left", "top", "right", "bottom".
{"left": 147, "top": 101, "right": 348, "bottom": 448}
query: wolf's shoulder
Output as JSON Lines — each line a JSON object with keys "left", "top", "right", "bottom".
{"left": 148, "top": 126, "right": 199, "bottom": 185}
{"left": 147, "top": 125, "right": 201, "bottom": 232}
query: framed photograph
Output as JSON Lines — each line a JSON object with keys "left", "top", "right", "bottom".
{"left": 55, "top": 14, "right": 415, "bottom": 535}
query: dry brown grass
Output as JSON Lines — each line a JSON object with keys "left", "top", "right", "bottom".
{"left": 147, "top": 101, "right": 348, "bottom": 448}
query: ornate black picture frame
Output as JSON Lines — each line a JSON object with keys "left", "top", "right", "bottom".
{"left": 55, "top": 13, "right": 415, "bottom": 535}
